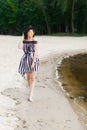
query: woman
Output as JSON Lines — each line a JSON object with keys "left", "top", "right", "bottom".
{"left": 18, "top": 26, "right": 39, "bottom": 102}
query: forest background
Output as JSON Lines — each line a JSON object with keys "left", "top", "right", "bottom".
{"left": 0, "top": 0, "right": 87, "bottom": 35}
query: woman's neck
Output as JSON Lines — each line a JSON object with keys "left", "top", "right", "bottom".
{"left": 27, "top": 37, "right": 33, "bottom": 41}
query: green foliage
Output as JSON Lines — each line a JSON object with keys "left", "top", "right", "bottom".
{"left": 0, "top": 0, "right": 87, "bottom": 35}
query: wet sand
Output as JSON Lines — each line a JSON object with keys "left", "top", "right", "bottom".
{"left": 57, "top": 53, "right": 87, "bottom": 128}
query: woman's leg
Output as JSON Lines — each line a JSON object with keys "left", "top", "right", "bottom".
{"left": 27, "top": 72, "right": 31, "bottom": 87}
{"left": 29, "top": 72, "right": 37, "bottom": 101}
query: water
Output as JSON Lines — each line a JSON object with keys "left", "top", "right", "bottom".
{"left": 57, "top": 53, "right": 87, "bottom": 127}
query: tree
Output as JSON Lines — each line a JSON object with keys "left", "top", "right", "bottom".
{"left": 71, "top": 0, "right": 76, "bottom": 33}
{"left": 53, "top": 0, "right": 77, "bottom": 33}
{"left": 33, "top": 0, "right": 51, "bottom": 34}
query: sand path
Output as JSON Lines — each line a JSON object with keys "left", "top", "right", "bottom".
{"left": 0, "top": 35, "right": 87, "bottom": 130}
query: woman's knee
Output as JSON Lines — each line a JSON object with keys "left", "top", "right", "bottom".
{"left": 27, "top": 72, "right": 31, "bottom": 81}
{"left": 31, "top": 73, "right": 36, "bottom": 82}
{"left": 31, "top": 76, "right": 35, "bottom": 82}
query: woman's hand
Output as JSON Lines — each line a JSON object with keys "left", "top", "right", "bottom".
{"left": 18, "top": 42, "right": 23, "bottom": 49}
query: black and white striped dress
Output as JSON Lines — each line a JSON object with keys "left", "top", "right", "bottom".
{"left": 18, "top": 40, "right": 39, "bottom": 80}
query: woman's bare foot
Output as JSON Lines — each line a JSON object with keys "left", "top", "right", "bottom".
{"left": 28, "top": 97, "right": 33, "bottom": 102}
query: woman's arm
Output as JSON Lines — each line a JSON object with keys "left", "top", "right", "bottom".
{"left": 32, "top": 43, "right": 38, "bottom": 63}
{"left": 18, "top": 34, "right": 24, "bottom": 49}
{"left": 31, "top": 43, "right": 38, "bottom": 68}
{"left": 18, "top": 41, "right": 23, "bottom": 49}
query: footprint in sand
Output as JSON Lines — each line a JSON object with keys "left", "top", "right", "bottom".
{"left": 16, "top": 118, "right": 28, "bottom": 129}
{"left": 1, "top": 88, "right": 26, "bottom": 105}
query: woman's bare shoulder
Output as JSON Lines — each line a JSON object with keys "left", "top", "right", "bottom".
{"left": 33, "top": 36, "right": 37, "bottom": 41}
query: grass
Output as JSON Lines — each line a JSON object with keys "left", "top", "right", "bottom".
{"left": 48, "top": 33, "right": 87, "bottom": 37}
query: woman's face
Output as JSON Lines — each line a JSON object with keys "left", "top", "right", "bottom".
{"left": 27, "top": 29, "right": 34, "bottom": 38}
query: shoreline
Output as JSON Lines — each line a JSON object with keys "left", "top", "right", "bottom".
{"left": 56, "top": 51, "right": 87, "bottom": 130}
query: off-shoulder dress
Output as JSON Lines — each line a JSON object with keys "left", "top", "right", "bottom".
{"left": 18, "top": 40, "right": 39, "bottom": 80}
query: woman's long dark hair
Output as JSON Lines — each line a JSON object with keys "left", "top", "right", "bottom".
{"left": 23, "top": 25, "right": 35, "bottom": 40}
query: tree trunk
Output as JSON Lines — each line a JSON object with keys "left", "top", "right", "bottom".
{"left": 42, "top": 10, "right": 51, "bottom": 34}
{"left": 82, "top": 15, "right": 87, "bottom": 33}
{"left": 33, "top": 0, "right": 51, "bottom": 34}
{"left": 71, "top": 0, "right": 75, "bottom": 33}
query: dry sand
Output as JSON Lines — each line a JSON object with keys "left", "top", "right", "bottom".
{"left": 0, "top": 35, "right": 87, "bottom": 130}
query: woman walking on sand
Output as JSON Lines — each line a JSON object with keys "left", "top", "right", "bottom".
{"left": 18, "top": 26, "right": 39, "bottom": 102}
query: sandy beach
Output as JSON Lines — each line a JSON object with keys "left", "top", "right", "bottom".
{"left": 0, "top": 35, "right": 87, "bottom": 130}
